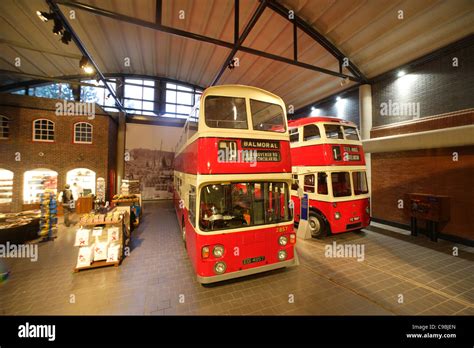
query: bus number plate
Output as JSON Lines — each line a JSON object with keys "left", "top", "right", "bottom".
{"left": 243, "top": 256, "right": 265, "bottom": 265}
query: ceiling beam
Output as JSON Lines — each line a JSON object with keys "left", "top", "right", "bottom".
{"left": 46, "top": 0, "right": 126, "bottom": 113}
{"left": 53, "top": 0, "right": 361, "bottom": 82}
{"left": 264, "top": 0, "right": 368, "bottom": 83}
{"left": 211, "top": 0, "right": 267, "bottom": 86}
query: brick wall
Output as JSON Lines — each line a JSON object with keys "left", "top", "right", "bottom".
{"left": 0, "top": 94, "right": 118, "bottom": 213}
{"left": 372, "top": 38, "right": 474, "bottom": 127}
{"left": 370, "top": 110, "right": 474, "bottom": 242}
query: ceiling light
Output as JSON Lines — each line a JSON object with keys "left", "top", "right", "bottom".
{"left": 52, "top": 18, "right": 63, "bottom": 35}
{"left": 397, "top": 70, "right": 406, "bottom": 77}
{"left": 36, "top": 11, "right": 54, "bottom": 22}
{"left": 79, "top": 56, "right": 95, "bottom": 75}
{"left": 61, "top": 30, "right": 72, "bottom": 45}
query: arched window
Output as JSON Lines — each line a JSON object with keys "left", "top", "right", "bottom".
{"left": 23, "top": 169, "right": 58, "bottom": 203}
{"left": 33, "top": 119, "right": 55, "bottom": 142}
{"left": 66, "top": 168, "right": 96, "bottom": 195}
{"left": 0, "top": 169, "right": 14, "bottom": 204}
{"left": 74, "top": 122, "right": 93, "bottom": 144}
{"left": 0, "top": 115, "right": 10, "bottom": 139}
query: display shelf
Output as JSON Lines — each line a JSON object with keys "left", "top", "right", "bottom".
{"left": 73, "top": 210, "right": 128, "bottom": 273}
{"left": 73, "top": 259, "right": 120, "bottom": 272}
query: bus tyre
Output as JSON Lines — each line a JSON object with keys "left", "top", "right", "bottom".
{"left": 308, "top": 212, "right": 327, "bottom": 239}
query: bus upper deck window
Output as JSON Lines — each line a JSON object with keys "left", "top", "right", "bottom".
{"left": 204, "top": 96, "right": 247, "bottom": 129}
{"left": 343, "top": 126, "right": 360, "bottom": 140}
{"left": 303, "top": 124, "right": 321, "bottom": 141}
{"left": 324, "top": 124, "right": 344, "bottom": 139}
{"left": 250, "top": 99, "right": 286, "bottom": 133}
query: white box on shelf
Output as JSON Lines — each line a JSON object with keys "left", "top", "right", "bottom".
{"left": 107, "top": 226, "right": 120, "bottom": 243}
{"left": 92, "top": 227, "right": 103, "bottom": 237}
{"left": 74, "top": 229, "right": 91, "bottom": 247}
{"left": 92, "top": 241, "right": 108, "bottom": 261}
{"left": 107, "top": 242, "right": 121, "bottom": 263}
{"left": 76, "top": 246, "right": 92, "bottom": 268}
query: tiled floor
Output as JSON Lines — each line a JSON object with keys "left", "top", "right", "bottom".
{"left": 0, "top": 201, "right": 472, "bottom": 315}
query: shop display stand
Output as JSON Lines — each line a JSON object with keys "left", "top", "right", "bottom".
{"left": 112, "top": 194, "right": 143, "bottom": 227}
{"left": 73, "top": 216, "right": 126, "bottom": 273}
{"left": 38, "top": 192, "right": 57, "bottom": 242}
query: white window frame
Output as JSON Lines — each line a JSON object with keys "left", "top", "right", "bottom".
{"left": 74, "top": 122, "right": 93, "bottom": 144}
{"left": 32, "top": 118, "right": 55, "bottom": 142}
{"left": 0, "top": 115, "right": 10, "bottom": 139}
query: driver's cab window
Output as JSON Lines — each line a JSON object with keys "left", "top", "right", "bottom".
{"left": 291, "top": 174, "right": 299, "bottom": 191}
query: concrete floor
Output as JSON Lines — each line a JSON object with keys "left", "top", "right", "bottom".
{"left": 0, "top": 201, "right": 473, "bottom": 315}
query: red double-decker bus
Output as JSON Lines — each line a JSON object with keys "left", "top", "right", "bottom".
{"left": 174, "top": 85, "right": 297, "bottom": 284}
{"left": 289, "top": 117, "right": 370, "bottom": 238}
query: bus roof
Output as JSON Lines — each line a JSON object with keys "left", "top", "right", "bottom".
{"left": 203, "top": 84, "right": 284, "bottom": 103}
{"left": 288, "top": 116, "right": 357, "bottom": 128}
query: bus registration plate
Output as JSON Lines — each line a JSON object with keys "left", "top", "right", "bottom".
{"left": 243, "top": 256, "right": 265, "bottom": 265}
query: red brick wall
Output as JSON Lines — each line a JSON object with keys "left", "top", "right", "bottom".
{"left": 0, "top": 94, "right": 118, "bottom": 213}
{"left": 370, "top": 110, "right": 474, "bottom": 241}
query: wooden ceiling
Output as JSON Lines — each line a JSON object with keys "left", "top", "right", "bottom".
{"left": 0, "top": 0, "right": 473, "bottom": 110}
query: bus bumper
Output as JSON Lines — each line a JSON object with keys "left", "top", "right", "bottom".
{"left": 196, "top": 256, "right": 299, "bottom": 284}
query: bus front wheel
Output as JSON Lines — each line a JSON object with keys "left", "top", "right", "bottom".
{"left": 308, "top": 212, "right": 327, "bottom": 239}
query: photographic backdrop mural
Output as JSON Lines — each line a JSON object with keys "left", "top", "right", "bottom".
{"left": 125, "top": 123, "right": 181, "bottom": 200}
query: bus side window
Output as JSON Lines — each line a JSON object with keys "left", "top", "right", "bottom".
{"left": 317, "top": 173, "right": 328, "bottom": 195}
{"left": 188, "top": 186, "right": 196, "bottom": 227}
{"left": 304, "top": 174, "right": 315, "bottom": 193}
{"left": 291, "top": 174, "right": 299, "bottom": 190}
{"left": 303, "top": 124, "right": 321, "bottom": 141}
{"left": 290, "top": 128, "right": 299, "bottom": 143}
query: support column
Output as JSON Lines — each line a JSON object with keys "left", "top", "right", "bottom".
{"left": 116, "top": 112, "right": 126, "bottom": 193}
{"left": 359, "top": 84, "right": 372, "bottom": 214}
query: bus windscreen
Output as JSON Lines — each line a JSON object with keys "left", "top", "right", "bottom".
{"left": 199, "top": 182, "right": 292, "bottom": 231}
{"left": 250, "top": 99, "right": 286, "bottom": 133}
{"left": 205, "top": 96, "right": 247, "bottom": 129}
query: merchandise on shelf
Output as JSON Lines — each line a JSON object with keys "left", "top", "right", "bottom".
{"left": 38, "top": 191, "right": 57, "bottom": 240}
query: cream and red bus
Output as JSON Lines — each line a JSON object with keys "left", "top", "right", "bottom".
{"left": 289, "top": 117, "right": 370, "bottom": 238}
{"left": 174, "top": 85, "right": 296, "bottom": 284}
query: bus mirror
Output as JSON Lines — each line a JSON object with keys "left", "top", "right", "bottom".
{"left": 297, "top": 188, "right": 304, "bottom": 198}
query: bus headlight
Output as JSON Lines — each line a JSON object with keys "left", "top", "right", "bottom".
{"left": 213, "top": 245, "right": 225, "bottom": 258}
{"left": 335, "top": 212, "right": 341, "bottom": 220}
{"left": 278, "top": 250, "right": 287, "bottom": 261}
{"left": 201, "top": 246, "right": 210, "bottom": 259}
{"left": 214, "top": 261, "right": 226, "bottom": 274}
{"left": 278, "top": 236, "right": 288, "bottom": 246}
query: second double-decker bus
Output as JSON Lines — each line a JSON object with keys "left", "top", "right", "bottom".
{"left": 289, "top": 117, "right": 370, "bottom": 238}
{"left": 173, "top": 85, "right": 296, "bottom": 284}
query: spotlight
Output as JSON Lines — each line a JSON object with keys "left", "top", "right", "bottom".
{"left": 340, "top": 77, "right": 350, "bottom": 87}
{"left": 336, "top": 96, "right": 341, "bottom": 101}
{"left": 79, "top": 56, "right": 95, "bottom": 75}
{"left": 397, "top": 70, "right": 406, "bottom": 77}
{"left": 36, "top": 11, "right": 54, "bottom": 22}
{"left": 227, "top": 58, "right": 238, "bottom": 70}
{"left": 61, "top": 30, "right": 72, "bottom": 45}
{"left": 52, "top": 18, "right": 63, "bottom": 35}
